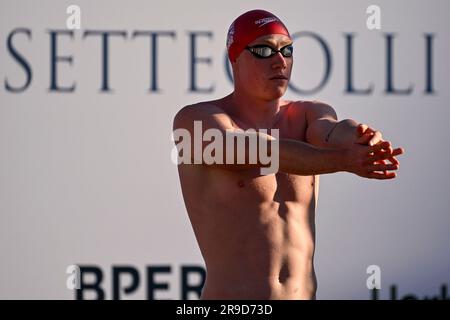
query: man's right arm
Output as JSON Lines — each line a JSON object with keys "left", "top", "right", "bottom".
{"left": 173, "top": 104, "right": 399, "bottom": 178}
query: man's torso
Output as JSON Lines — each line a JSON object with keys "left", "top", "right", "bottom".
{"left": 177, "top": 98, "right": 319, "bottom": 299}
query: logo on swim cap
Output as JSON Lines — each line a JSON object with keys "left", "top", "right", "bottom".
{"left": 254, "top": 17, "right": 278, "bottom": 27}
{"left": 226, "top": 9, "right": 291, "bottom": 63}
{"left": 226, "top": 23, "right": 235, "bottom": 50}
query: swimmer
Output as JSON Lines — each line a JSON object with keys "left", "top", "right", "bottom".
{"left": 173, "top": 9, "right": 404, "bottom": 300}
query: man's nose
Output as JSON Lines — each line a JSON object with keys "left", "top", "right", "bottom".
{"left": 271, "top": 52, "right": 287, "bottom": 69}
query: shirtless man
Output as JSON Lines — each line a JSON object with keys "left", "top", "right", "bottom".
{"left": 172, "top": 9, "right": 404, "bottom": 299}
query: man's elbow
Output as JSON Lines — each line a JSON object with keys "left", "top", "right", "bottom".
{"left": 305, "top": 118, "right": 338, "bottom": 147}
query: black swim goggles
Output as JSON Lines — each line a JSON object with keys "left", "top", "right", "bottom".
{"left": 245, "top": 43, "right": 294, "bottom": 59}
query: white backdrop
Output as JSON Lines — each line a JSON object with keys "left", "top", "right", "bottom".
{"left": 0, "top": 0, "right": 449, "bottom": 299}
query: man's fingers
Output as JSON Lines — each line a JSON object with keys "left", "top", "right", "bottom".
{"left": 367, "top": 146, "right": 404, "bottom": 164}
{"left": 387, "top": 148, "right": 404, "bottom": 165}
{"left": 391, "top": 147, "right": 405, "bottom": 157}
{"left": 369, "top": 141, "right": 391, "bottom": 153}
{"left": 366, "top": 171, "right": 397, "bottom": 180}
{"left": 388, "top": 157, "right": 399, "bottom": 165}
{"left": 356, "top": 132, "right": 373, "bottom": 144}
{"left": 355, "top": 137, "right": 403, "bottom": 180}
{"left": 368, "top": 163, "right": 399, "bottom": 172}
{"left": 374, "top": 159, "right": 388, "bottom": 175}
{"left": 368, "top": 131, "right": 383, "bottom": 146}
{"left": 367, "top": 150, "right": 396, "bottom": 163}
{"left": 384, "top": 148, "right": 404, "bottom": 165}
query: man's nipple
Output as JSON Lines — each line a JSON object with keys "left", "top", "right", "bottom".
{"left": 237, "top": 180, "right": 245, "bottom": 188}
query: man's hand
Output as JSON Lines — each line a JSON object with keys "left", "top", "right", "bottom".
{"left": 348, "top": 124, "right": 405, "bottom": 179}
{"left": 342, "top": 141, "right": 403, "bottom": 179}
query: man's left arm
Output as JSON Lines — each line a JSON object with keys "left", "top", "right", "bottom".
{"left": 304, "top": 101, "right": 404, "bottom": 170}
{"left": 304, "top": 101, "right": 373, "bottom": 148}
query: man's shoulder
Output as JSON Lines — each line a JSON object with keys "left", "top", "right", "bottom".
{"left": 289, "top": 99, "right": 332, "bottom": 111}
{"left": 173, "top": 99, "right": 231, "bottom": 129}
{"left": 178, "top": 100, "right": 226, "bottom": 116}
{"left": 282, "top": 100, "right": 318, "bottom": 118}
{"left": 290, "top": 100, "right": 336, "bottom": 119}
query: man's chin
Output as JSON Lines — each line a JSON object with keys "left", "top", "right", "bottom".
{"left": 266, "top": 87, "right": 287, "bottom": 100}
{"left": 251, "top": 85, "right": 287, "bottom": 101}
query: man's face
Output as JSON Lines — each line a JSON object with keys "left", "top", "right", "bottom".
{"left": 233, "top": 34, "right": 293, "bottom": 101}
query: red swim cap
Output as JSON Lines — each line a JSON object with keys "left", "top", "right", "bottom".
{"left": 226, "top": 9, "right": 291, "bottom": 63}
